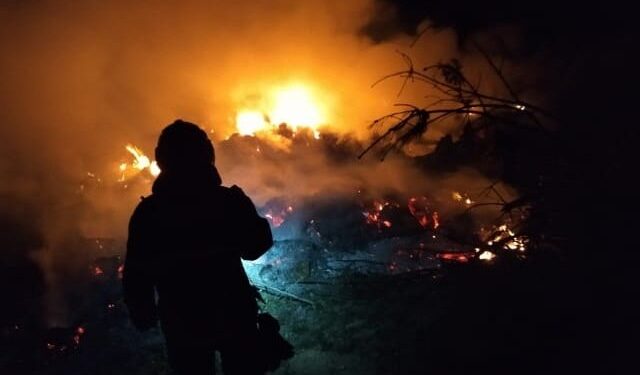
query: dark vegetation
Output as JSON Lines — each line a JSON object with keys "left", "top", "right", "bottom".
{"left": 357, "top": 9, "right": 637, "bottom": 368}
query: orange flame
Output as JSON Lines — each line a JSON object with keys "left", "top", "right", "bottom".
{"left": 234, "top": 83, "right": 326, "bottom": 139}
{"left": 119, "top": 144, "right": 160, "bottom": 180}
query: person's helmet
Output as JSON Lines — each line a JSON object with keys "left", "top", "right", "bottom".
{"left": 155, "top": 120, "right": 214, "bottom": 172}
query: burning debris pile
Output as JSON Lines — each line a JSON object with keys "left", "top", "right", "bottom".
{"left": 80, "top": 116, "right": 530, "bottom": 292}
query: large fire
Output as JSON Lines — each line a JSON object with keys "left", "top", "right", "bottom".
{"left": 236, "top": 111, "right": 268, "bottom": 136}
{"left": 235, "top": 83, "right": 326, "bottom": 138}
{"left": 116, "top": 83, "right": 327, "bottom": 182}
{"left": 105, "top": 85, "right": 529, "bottom": 271}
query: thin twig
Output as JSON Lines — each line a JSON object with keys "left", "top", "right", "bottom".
{"left": 473, "top": 40, "right": 520, "bottom": 102}
{"left": 252, "top": 282, "right": 315, "bottom": 306}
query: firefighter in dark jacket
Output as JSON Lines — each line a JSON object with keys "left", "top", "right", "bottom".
{"left": 123, "top": 120, "right": 273, "bottom": 374}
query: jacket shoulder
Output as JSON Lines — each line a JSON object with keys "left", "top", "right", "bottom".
{"left": 218, "top": 184, "right": 243, "bottom": 194}
{"left": 130, "top": 195, "right": 159, "bottom": 222}
{"left": 218, "top": 184, "right": 250, "bottom": 201}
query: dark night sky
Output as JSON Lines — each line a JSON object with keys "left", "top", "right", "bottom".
{"left": 367, "top": 0, "right": 634, "bottom": 46}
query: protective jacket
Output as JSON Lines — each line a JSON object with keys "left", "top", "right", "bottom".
{"left": 123, "top": 166, "right": 273, "bottom": 339}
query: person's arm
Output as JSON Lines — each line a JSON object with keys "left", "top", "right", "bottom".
{"left": 122, "top": 200, "right": 158, "bottom": 331}
{"left": 229, "top": 185, "right": 273, "bottom": 261}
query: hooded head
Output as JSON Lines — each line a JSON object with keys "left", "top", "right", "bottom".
{"left": 152, "top": 120, "right": 222, "bottom": 194}
{"left": 155, "top": 120, "right": 215, "bottom": 173}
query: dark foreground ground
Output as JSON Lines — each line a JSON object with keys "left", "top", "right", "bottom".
{"left": 0, "top": 237, "right": 626, "bottom": 375}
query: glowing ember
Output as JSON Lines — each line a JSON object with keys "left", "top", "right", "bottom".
{"left": 363, "top": 199, "right": 395, "bottom": 230}
{"left": 452, "top": 191, "right": 474, "bottom": 205}
{"left": 436, "top": 251, "right": 474, "bottom": 263}
{"left": 478, "top": 251, "right": 496, "bottom": 261}
{"left": 481, "top": 223, "right": 528, "bottom": 252}
{"left": 93, "top": 266, "right": 104, "bottom": 276}
{"left": 262, "top": 203, "right": 294, "bottom": 228}
{"left": 72, "top": 326, "right": 85, "bottom": 345}
{"left": 117, "top": 264, "right": 124, "bottom": 279}
{"left": 408, "top": 196, "right": 439, "bottom": 230}
{"left": 45, "top": 325, "right": 86, "bottom": 353}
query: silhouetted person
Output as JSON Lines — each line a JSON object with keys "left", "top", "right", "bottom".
{"left": 123, "top": 120, "right": 273, "bottom": 374}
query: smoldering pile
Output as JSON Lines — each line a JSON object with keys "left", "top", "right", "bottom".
{"left": 104, "top": 128, "right": 512, "bottom": 300}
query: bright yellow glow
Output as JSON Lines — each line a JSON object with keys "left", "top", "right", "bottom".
{"left": 125, "top": 144, "right": 151, "bottom": 170}
{"left": 270, "top": 85, "right": 323, "bottom": 128}
{"left": 120, "top": 144, "right": 160, "bottom": 179}
{"left": 149, "top": 161, "right": 161, "bottom": 177}
{"left": 479, "top": 251, "right": 496, "bottom": 261}
{"left": 234, "top": 83, "right": 326, "bottom": 137}
{"left": 236, "top": 111, "right": 267, "bottom": 136}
